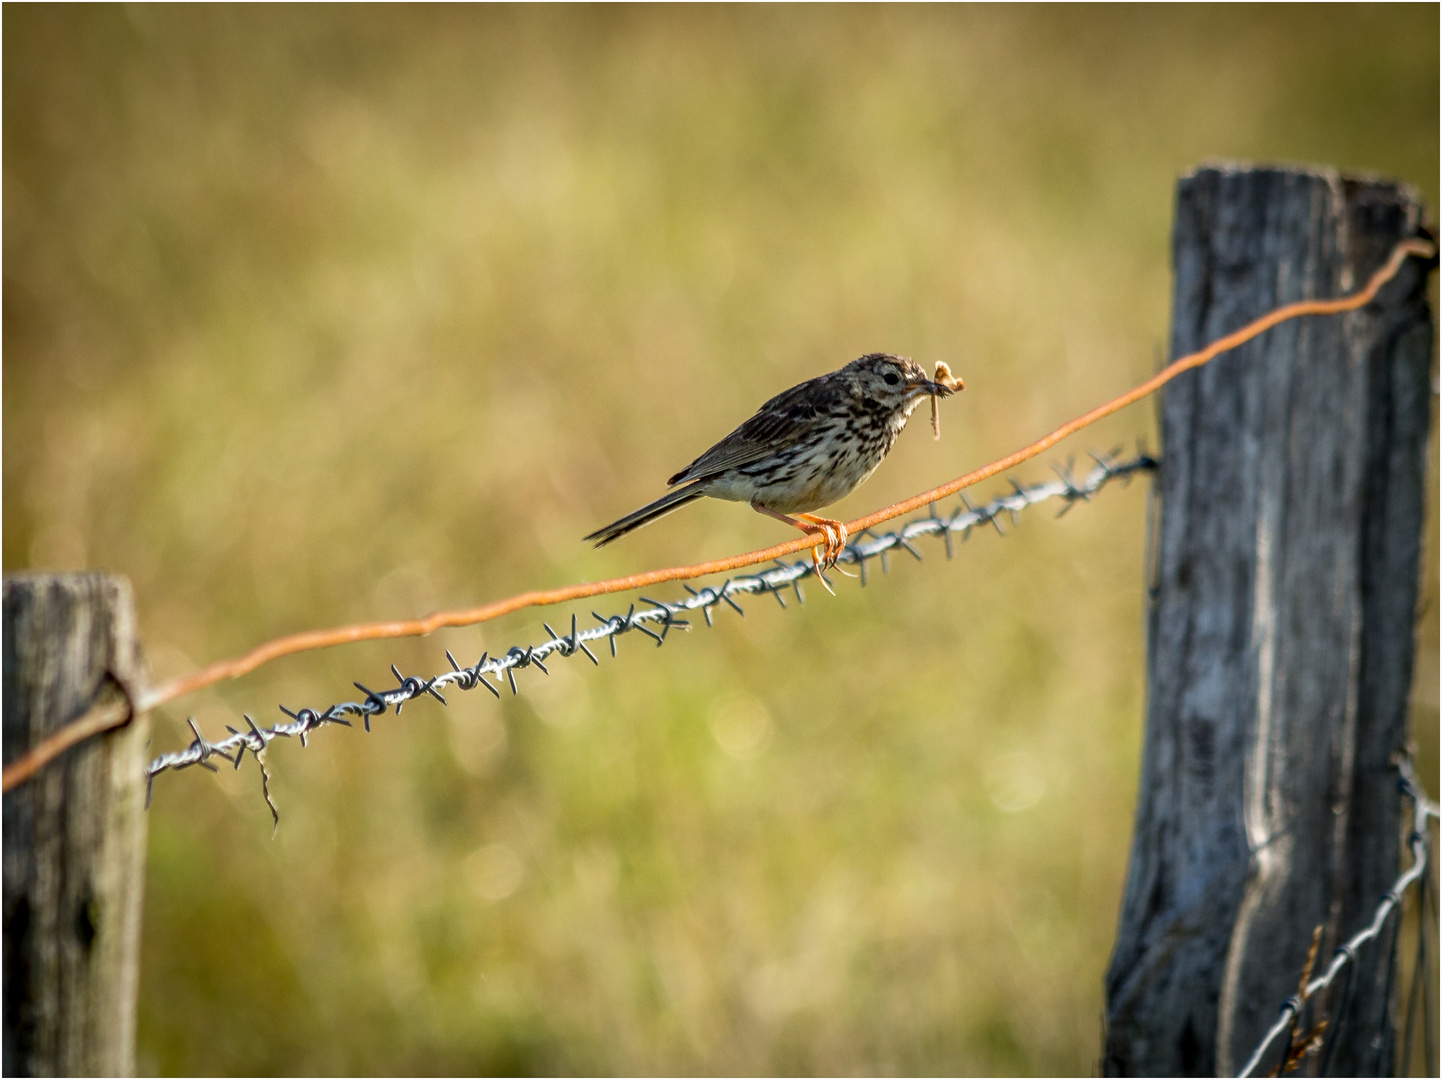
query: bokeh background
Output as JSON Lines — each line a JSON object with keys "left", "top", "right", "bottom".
{"left": 4, "top": 6, "right": 1438, "bottom": 1075}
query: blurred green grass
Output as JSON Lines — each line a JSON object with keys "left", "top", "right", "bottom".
{"left": 4, "top": 6, "right": 1437, "bottom": 1075}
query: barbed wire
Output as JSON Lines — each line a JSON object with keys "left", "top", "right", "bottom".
{"left": 142, "top": 450, "right": 1157, "bottom": 819}
{"left": 1236, "top": 757, "right": 1439, "bottom": 1078}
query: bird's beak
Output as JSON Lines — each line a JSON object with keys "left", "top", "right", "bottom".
{"left": 908, "top": 375, "right": 961, "bottom": 398}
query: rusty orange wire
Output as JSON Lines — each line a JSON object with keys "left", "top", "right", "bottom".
{"left": 2, "top": 235, "right": 1432, "bottom": 794}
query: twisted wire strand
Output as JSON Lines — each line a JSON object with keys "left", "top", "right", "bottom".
{"left": 143, "top": 452, "right": 1156, "bottom": 811}
{"left": 1236, "top": 759, "right": 1440, "bottom": 1078}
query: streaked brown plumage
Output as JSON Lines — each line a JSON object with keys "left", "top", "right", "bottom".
{"left": 584, "top": 353, "right": 962, "bottom": 568}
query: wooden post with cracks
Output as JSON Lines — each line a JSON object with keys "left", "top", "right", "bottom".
{"left": 1104, "top": 165, "right": 1434, "bottom": 1076}
{"left": 3, "top": 574, "right": 149, "bottom": 1077}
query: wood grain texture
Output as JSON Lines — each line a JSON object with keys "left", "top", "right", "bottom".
{"left": 1103, "top": 165, "right": 1433, "bottom": 1076}
{"left": 3, "top": 574, "right": 149, "bottom": 1077}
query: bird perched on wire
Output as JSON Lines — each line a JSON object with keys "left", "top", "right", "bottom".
{"left": 584, "top": 353, "right": 963, "bottom": 571}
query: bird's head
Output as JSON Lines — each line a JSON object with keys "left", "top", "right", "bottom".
{"left": 846, "top": 353, "right": 962, "bottom": 412}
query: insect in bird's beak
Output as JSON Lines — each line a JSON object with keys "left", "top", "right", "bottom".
{"left": 927, "top": 361, "right": 965, "bottom": 439}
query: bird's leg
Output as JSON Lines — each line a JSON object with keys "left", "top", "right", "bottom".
{"left": 750, "top": 503, "right": 845, "bottom": 572}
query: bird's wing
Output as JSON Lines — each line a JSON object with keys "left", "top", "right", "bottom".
{"left": 666, "top": 374, "right": 841, "bottom": 485}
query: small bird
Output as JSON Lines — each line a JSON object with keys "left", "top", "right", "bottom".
{"left": 584, "top": 353, "right": 963, "bottom": 569}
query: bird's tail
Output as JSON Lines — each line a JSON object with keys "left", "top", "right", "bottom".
{"left": 583, "top": 482, "right": 707, "bottom": 547}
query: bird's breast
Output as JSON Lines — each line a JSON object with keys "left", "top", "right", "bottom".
{"left": 748, "top": 418, "right": 901, "bottom": 513}
{"left": 695, "top": 399, "right": 920, "bottom": 514}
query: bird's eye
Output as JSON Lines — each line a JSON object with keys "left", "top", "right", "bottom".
{"left": 883, "top": 373, "right": 900, "bottom": 386}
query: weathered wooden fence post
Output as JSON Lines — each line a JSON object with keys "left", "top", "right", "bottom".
{"left": 1103, "top": 165, "right": 1434, "bottom": 1076}
{"left": 3, "top": 573, "right": 149, "bottom": 1077}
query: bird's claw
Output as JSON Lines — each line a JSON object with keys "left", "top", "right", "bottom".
{"left": 800, "top": 515, "right": 849, "bottom": 573}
